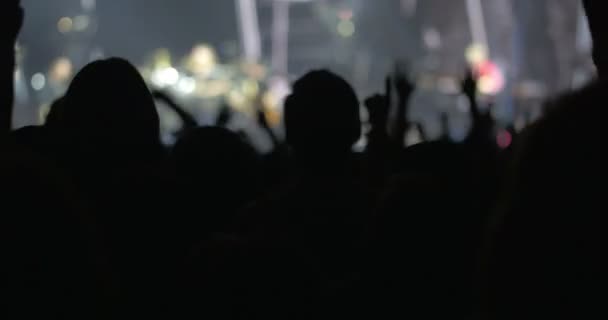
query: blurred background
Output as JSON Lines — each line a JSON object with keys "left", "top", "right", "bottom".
{"left": 14, "top": 0, "right": 595, "bottom": 149}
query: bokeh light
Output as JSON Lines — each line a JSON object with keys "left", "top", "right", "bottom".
{"left": 31, "top": 73, "right": 46, "bottom": 91}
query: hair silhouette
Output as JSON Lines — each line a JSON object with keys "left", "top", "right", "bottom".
{"left": 60, "top": 58, "right": 162, "bottom": 161}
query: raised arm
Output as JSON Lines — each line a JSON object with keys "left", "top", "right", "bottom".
{"left": 152, "top": 90, "right": 198, "bottom": 131}
{"left": 1, "top": 0, "right": 24, "bottom": 135}
{"left": 392, "top": 68, "right": 415, "bottom": 146}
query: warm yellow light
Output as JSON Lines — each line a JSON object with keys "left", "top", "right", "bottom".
{"left": 188, "top": 45, "right": 217, "bottom": 75}
{"left": 477, "top": 75, "right": 495, "bottom": 95}
{"left": 262, "top": 91, "right": 282, "bottom": 126}
{"left": 57, "top": 17, "right": 73, "bottom": 34}
{"left": 242, "top": 80, "right": 259, "bottom": 98}
{"left": 465, "top": 43, "right": 488, "bottom": 65}
{"left": 50, "top": 57, "right": 74, "bottom": 83}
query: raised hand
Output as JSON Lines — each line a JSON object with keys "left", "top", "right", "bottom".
{"left": 439, "top": 112, "right": 451, "bottom": 141}
{"left": 216, "top": 104, "right": 233, "bottom": 128}
{"left": 256, "top": 108, "right": 270, "bottom": 130}
{"left": 364, "top": 77, "right": 391, "bottom": 130}
{"left": 256, "top": 106, "right": 280, "bottom": 147}
{"left": 392, "top": 65, "right": 415, "bottom": 146}
{"left": 467, "top": 102, "right": 496, "bottom": 146}
{"left": 394, "top": 67, "right": 415, "bottom": 102}
{"left": 1, "top": 0, "right": 24, "bottom": 135}
{"left": 462, "top": 68, "right": 481, "bottom": 119}
{"left": 462, "top": 68, "right": 477, "bottom": 101}
{"left": 152, "top": 90, "right": 198, "bottom": 131}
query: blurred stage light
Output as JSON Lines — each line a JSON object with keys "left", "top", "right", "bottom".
{"left": 242, "top": 79, "right": 260, "bottom": 98}
{"left": 228, "top": 90, "right": 248, "bottom": 110}
{"left": 476, "top": 60, "right": 504, "bottom": 95}
{"left": 151, "top": 67, "right": 180, "bottom": 88}
{"left": 57, "top": 17, "right": 73, "bottom": 34}
{"left": 496, "top": 129, "right": 513, "bottom": 149}
{"left": 74, "top": 15, "right": 91, "bottom": 32}
{"left": 262, "top": 91, "right": 278, "bottom": 110}
{"left": 465, "top": 43, "right": 488, "bottom": 65}
{"left": 337, "top": 19, "right": 355, "bottom": 38}
{"left": 188, "top": 45, "right": 217, "bottom": 76}
{"left": 152, "top": 49, "right": 173, "bottom": 69}
{"left": 261, "top": 92, "right": 282, "bottom": 126}
{"left": 177, "top": 77, "right": 196, "bottom": 95}
{"left": 31, "top": 73, "right": 46, "bottom": 91}
{"left": 50, "top": 57, "right": 74, "bottom": 83}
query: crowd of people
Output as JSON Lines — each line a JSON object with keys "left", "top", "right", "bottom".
{"left": 2, "top": 1, "right": 607, "bottom": 319}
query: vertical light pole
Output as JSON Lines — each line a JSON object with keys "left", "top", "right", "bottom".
{"left": 236, "top": 0, "right": 262, "bottom": 63}
{"left": 271, "top": 0, "right": 290, "bottom": 78}
{"left": 465, "top": 0, "right": 489, "bottom": 52}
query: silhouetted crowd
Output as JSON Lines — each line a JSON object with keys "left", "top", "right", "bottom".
{"left": 2, "top": 1, "right": 608, "bottom": 319}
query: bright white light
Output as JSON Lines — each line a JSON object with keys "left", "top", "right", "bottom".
{"left": 177, "top": 77, "right": 196, "bottom": 94}
{"left": 151, "top": 68, "right": 180, "bottom": 87}
{"left": 466, "top": 43, "right": 488, "bottom": 65}
{"left": 188, "top": 45, "right": 217, "bottom": 75}
{"left": 31, "top": 73, "right": 46, "bottom": 91}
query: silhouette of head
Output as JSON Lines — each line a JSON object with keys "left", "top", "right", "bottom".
{"left": 61, "top": 58, "right": 161, "bottom": 160}
{"left": 284, "top": 70, "right": 361, "bottom": 158}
